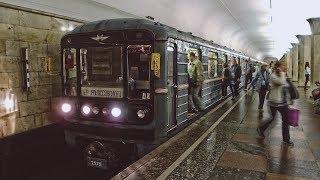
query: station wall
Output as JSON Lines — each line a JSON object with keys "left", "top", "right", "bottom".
{"left": 0, "top": 5, "right": 83, "bottom": 137}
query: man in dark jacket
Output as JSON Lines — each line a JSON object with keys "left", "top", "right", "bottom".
{"left": 251, "top": 64, "right": 270, "bottom": 112}
{"left": 231, "top": 58, "right": 242, "bottom": 96}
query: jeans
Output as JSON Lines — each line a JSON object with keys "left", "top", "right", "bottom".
{"left": 234, "top": 80, "right": 240, "bottom": 96}
{"left": 189, "top": 85, "right": 204, "bottom": 110}
{"left": 305, "top": 74, "right": 310, "bottom": 90}
{"left": 222, "top": 80, "right": 228, "bottom": 96}
{"left": 259, "top": 105, "right": 290, "bottom": 142}
{"left": 258, "top": 86, "right": 267, "bottom": 109}
{"left": 229, "top": 83, "right": 236, "bottom": 98}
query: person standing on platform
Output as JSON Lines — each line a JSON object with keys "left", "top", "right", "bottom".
{"left": 251, "top": 64, "right": 270, "bottom": 112}
{"left": 257, "top": 61, "right": 294, "bottom": 146}
{"left": 188, "top": 52, "right": 205, "bottom": 113}
{"left": 268, "top": 61, "right": 274, "bottom": 74}
{"left": 304, "top": 62, "right": 311, "bottom": 91}
{"left": 244, "top": 60, "right": 254, "bottom": 91}
{"left": 222, "top": 63, "right": 235, "bottom": 98}
{"left": 230, "top": 58, "right": 242, "bottom": 97}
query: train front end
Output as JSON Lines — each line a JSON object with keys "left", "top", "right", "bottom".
{"left": 51, "top": 27, "right": 160, "bottom": 169}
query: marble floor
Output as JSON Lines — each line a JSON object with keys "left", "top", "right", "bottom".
{"left": 113, "top": 89, "right": 320, "bottom": 180}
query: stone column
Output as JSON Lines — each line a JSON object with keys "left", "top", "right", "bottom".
{"left": 296, "top": 35, "right": 312, "bottom": 87}
{"left": 287, "top": 50, "right": 293, "bottom": 78}
{"left": 291, "top": 43, "right": 299, "bottom": 82}
{"left": 307, "top": 18, "right": 320, "bottom": 89}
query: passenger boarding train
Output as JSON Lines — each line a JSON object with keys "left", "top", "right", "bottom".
{"left": 50, "top": 18, "right": 255, "bottom": 169}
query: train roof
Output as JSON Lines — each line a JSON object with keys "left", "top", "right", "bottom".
{"left": 66, "top": 18, "right": 246, "bottom": 57}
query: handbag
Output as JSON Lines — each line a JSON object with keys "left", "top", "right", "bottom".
{"left": 312, "top": 87, "right": 320, "bottom": 100}
{"left": 288, "top": 107, "right": 299, "bottom": 127}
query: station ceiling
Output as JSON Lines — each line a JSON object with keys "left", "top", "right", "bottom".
{"left": 3, "top": 0, "right": 320, "bottom": 60}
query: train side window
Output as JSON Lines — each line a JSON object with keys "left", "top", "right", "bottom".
{"left": 63, "top": 48, "right": 77, "bottom": 96}
{"left": 224, "top": 54, "right": 228, "bottom": 64}
{"left": 208, "top": 52, "right": 218, "bottom": 78}
{"left": 127, "top": 45, "right": 151, "bottom": 100}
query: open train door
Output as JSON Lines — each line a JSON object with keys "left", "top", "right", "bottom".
{"left": 166, "top": 43, "right": 178, "bottom": 131}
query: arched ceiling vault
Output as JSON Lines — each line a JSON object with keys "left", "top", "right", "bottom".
{"left": 5, "top": 0, "right": 320, "bottom": 60}
{"left": 93, "top": 0, "right": 273, "bottom": 59}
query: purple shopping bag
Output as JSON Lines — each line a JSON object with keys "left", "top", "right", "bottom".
{"left": 288, "top": 107, "right": 299, "bottom": 127}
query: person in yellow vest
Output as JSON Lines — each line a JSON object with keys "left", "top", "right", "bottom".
{"left": 188, "top": 52, "right": 205, "bottom": 113}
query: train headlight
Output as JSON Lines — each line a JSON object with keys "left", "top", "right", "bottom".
{"left": 61, "top": 103, "right": 72, "bottom": 113}
{"left": 92, "top": 107, "right": 99, "bottom": 115}
{"left": 111, "top": 107, "right": 121, "bottom": 117}
{"left": 137, "top": 110, "right": 146, "bottom": 119}
{"left": 82, "top": 105, "right": 91, "bottom": 115}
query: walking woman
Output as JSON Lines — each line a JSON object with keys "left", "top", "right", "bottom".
{"left": 257, "top": 61, "right": 294, "bottom": 146}
{"left": 305, "top": 62, "right": 311, "bottom": 91}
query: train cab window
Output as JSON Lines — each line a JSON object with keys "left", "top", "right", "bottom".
{"left": 127, "top": 45, "right": 151, "bottom": 100}
{"left": 63, "top": 48, "right": 77, "bottom": 96}
{"left": 208, "top": 52, "right": 218, "bottom": 78}
{"left": 79, "top": 47, "right": 124, "bottom": 98}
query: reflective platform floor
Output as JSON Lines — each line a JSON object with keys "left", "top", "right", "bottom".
{"left": 114, "top": 89, "right": 320, "bottom": 180}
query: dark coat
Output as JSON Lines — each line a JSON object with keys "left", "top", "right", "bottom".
{"left": 234, "top": 64, "right": 242, "bottom": 80}
{"left": 223, "top": 68, "right": 232, "bottom": 85}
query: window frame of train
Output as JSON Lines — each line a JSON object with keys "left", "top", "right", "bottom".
{"left": 62, "top": 48, "right": 77, "bottom": 96}
{"left": 224, "top": 54, "right": 228, "bottom": 64}
{"left": 208, "top": 51, "right": 219, "bottom": 78}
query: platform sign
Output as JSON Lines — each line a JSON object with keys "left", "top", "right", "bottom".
{"left": 151, "top": 53, "right": 161, "bottom": 78}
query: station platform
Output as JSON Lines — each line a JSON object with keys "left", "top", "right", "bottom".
{"left": 113, "top": 89, "right": 320, "bottom": 180}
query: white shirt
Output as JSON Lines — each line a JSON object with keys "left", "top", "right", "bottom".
{"left": 305, "top": 67, "right": 311, "bottom": 75}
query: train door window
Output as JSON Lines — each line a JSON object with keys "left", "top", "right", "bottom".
{"left": 167, "top": 45, "right": 174, "bottom": 85}
{"left": 208, "top": 52, "right": 218, "bottom": 78}
{"left": 127, "top": 45, "right": 151, "bottom": 100}
{"left": 63, "top": 48, "right": 77, "bottom": 96}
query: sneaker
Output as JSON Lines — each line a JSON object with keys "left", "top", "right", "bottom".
{"left": 283, "top": 140, "right": 294, "bottom": 146}
{"left": 257, "top": 128, "right": 265, "bottom": 138}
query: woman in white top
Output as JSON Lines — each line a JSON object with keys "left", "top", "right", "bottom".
{"left": 305, "top": 62, "right": 311, "bottom": 91}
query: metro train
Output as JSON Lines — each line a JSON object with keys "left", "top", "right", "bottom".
{"left": 50, "top": 18, "right": 254, "bottom": 169}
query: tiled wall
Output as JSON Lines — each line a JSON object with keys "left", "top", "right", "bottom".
{"left": 0, "top": 6, "right": 82, "bottom": 137}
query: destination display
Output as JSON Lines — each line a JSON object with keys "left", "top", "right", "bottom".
{"left": 81, "top": 87, "right": 123, "bottom": 98}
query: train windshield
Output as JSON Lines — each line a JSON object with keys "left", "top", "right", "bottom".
{"left": 80, "top": 46, "right": 124, "bottom": 98}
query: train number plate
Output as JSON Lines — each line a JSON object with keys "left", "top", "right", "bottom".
{"left": 81, "top": 87, "right": 123, "bottom": 98}
{"left": 87, "top": 157, "right": 108, "bottom": 169}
